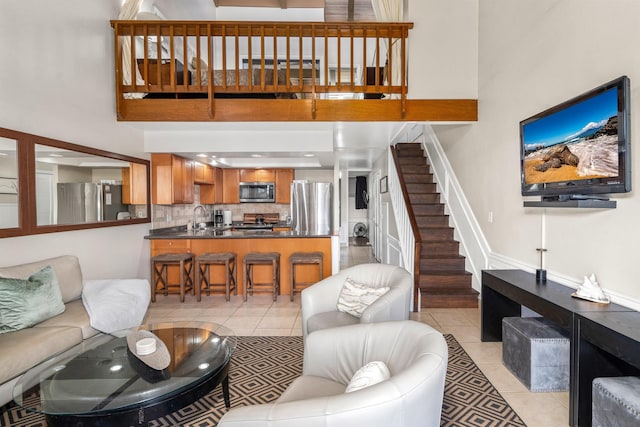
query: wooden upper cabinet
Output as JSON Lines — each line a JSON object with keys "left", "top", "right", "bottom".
{"left": 194, "top": 162, "right": 214, "bottom": 184}
{"left": 275, "top": 168, "right": 294, "bottom": 204}
{"left": 240, "top": 168, "right": 275, "bottom": 183}
{"left": 151, "top": 153, "right": 194, "bottom": 204}
{"left": 222, "top": 168, "right": 240, "bottom": 203}
{"left": 122, "top": 163, "right": 148, "bottom": 205}
{"left": 214, "top": 167, "right": 224, "bottom": 202}
{"left": 182, "top": 159, "right": 194, "bottom": 203}
{"left": 200, "top": 167, "right": 223, "bottom": 204}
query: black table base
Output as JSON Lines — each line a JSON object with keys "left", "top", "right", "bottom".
{"left": 482, "top": 269, "right": 639, "bottom": 427}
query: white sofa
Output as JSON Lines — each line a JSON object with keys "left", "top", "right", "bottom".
{"left": 0, "top": 255, "right": 149, "bottom": 407}
{"left": 301, "top": 263, "right": 413, "bottom": 340}
{"left": 218, "top": 320, "right": 448, "bottom": 427}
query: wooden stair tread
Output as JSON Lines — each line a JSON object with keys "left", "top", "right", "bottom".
{"left": 394, "top": 142, "right": 478, "bottom": 309}
{"left": 420, "top": 254, "right": 465, "bottom": 259}
{"left": 420, "top": 287, "right": 479, "bottom": 295}
{"left": 421, "top": 270, "right": 471, "bottom": 275}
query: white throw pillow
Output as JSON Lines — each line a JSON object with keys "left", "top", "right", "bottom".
{"left": 345, "top": 361, "right": 391, "bottom": 393}
{"left": 336, "top": 277, "right": 390, "bottom": 318}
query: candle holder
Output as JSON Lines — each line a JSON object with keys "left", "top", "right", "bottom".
{"left": 536, "top": 248, "right": 547, "bottom": 283}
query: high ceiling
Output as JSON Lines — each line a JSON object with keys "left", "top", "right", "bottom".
{"left": 140, "top": 0, "right": 392, "bottom": 172}
{"left": 212, "top": 0, "right": 325, "bottom": 8}
{"left": 210, "top": 1, "right": 375, "bottom": 21}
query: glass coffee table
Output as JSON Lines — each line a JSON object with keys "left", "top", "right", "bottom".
{"left": 12, "top": 321, "right": 237, "bottom": 426}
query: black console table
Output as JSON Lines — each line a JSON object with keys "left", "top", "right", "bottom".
{"left": 482, "top": 270, "right": 638, "bottom": 427}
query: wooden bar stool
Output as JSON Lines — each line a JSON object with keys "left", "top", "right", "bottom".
{"left": 150, "top": 252, "right": 194, "bottom": 302}
{"left": 289, "top": 251, "right": 324, "bottom": 301}
{"left": 196, "top": 252, "right": 237, "bottom": 301}
{"left": 243, "top": 252, "right": 280, "bottom": 302}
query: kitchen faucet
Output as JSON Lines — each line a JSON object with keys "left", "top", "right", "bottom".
{"left": 192, "top": 205, "right": 207, "bottom": 229}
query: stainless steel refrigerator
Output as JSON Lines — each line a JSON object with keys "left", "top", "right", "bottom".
{"left": 57, "top": 183, "right": 127, "bottom": 224}
{"left": 290, "top": 181, "right": 332, "bottom": 234}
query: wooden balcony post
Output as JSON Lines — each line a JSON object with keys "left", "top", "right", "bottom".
{"left": 272, "top": 25, "right": 277, "bottom": 90}
{"left": 234, "top": 24, "right": 240, "bottom": 91}
{"left": 207, "top": 24, "right": 215, "bottom": 119}
{"left": 113, "top": 22, "right": 123, "bottom": 119}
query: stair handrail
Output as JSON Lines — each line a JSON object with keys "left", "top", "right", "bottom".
{"left": 389, "top": 145, "right": 421, "bottom": 311}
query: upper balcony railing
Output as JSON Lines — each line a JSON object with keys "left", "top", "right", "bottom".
{"left": 111, "top": 20, "right": 413, "bottom": 103}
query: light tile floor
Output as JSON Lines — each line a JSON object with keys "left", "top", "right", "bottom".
{"left": 145, "top": 244, "right": 569, "bottom": 427}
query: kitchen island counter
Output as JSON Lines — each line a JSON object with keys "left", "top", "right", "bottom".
{"left": 147, "top": 225, "right": 332, "bottom": 297}
{"left": 145, "top": 229, "right": 324, "bottom": 240}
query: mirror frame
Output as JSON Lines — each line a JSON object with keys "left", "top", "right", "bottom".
{"left": 0, "top": 127, "right": 150, "bottom": 238}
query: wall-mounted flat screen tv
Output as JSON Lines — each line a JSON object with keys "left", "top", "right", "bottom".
{"left": 520, "top": 76, "right": 631, "bottom": 201}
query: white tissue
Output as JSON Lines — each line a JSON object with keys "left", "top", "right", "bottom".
{"left": 574, "top": 273, "right": 610, "bottom": 303}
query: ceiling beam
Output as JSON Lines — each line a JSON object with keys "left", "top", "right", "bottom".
{"left": 347, "top": 0, "right": 354, "bottom": 21}
{"left": 212, "top": 0, "right": 219, "bottom": 7}
{"left": 279, "top": 0, "right": 287, "bottom": 9}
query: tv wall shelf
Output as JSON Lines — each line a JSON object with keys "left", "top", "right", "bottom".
{"left": 523, "top": 200, "right": 616, "bottom": 208}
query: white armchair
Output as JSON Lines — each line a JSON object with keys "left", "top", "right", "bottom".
{"left": 301, "top": 263, "right": 412, "bottom": 340}
{"left": 218, "top": 320, "right": 448, "bottom": 427}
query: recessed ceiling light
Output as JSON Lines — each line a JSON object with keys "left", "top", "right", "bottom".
{"left": 0, "top": 153, "right": 7, "bottom": 156}
{"left": 250, "top": 154, "right": 262, "bottom": 158}
{"left": 197, "top": 153, "right": 208, "bottom": 158}
{"left": 210, "top": 155, "right": 217, "bottom": 158}
{"left": 303, "top": 153, "right": 315, "bottom": 157}
{"left": 49, "top": 153, "right": 63, "bottom": 158}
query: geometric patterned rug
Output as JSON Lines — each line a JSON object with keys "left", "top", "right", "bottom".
{"left": 0, "top": 335, "right": 526, "bottom": 427}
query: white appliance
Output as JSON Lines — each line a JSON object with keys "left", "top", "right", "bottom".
{"left": 290, "top": 181, "right": 332, "bottom": 234}
{"left": 223, "top": 210, "right": 232, "bottom": 226}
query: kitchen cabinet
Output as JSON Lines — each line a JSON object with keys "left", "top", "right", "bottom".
{"left": 200, "top": 167, "right": 223, "bottom": 204}
{"left": 275, "top": 168, "right": 294, "bottom": 204}
{"left": 184, "top": 159, "right": 194, "bottom": 203}
{"left": 273, "top": 227, "right": 291, "bottom": 232}
{"left": 240, "top": 169, "right": 275, "bottom": 183}
{"left": 151, "top": 154, "right": 194, "bottom": 204}
{"left": 122, "top": 163, "right": 148, "bottom": 205}
{"left": 222, "top": 168, "right": 240, "bottom": 203}
{"left": 194, "top": 162, "right": 214, "bottom": 184}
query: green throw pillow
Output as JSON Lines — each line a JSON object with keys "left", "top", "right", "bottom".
{"left": 0, "top": 265, "right": 66, "bottom": 334}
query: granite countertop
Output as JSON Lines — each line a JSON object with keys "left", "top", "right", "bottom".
{"left": 145, "top": 222, "right": 330, "bottom": 239}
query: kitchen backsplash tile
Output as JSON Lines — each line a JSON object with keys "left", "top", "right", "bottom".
{"left": 151, "top": 186, "right": 290, "bottom": 229}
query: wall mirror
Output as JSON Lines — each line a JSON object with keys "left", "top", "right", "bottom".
{"left": 0, "top": 137, "right": 19, "bottom": 230}
{"left": 0, "top": 128, "right": 150, "bottom": 238}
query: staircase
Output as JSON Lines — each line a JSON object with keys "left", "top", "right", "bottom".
{"left": 395, "top": 143, "right": 479, "bottom": 308}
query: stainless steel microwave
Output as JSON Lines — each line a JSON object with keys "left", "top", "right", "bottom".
{"left": 239, "top": 182, "right": 275, "bottom": 203}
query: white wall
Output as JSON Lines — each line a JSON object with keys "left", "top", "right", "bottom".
{"left": 407, "top": 0, "right": 478, "bottom": 99}
{"left": 295, "top": 169, "right": 333, "bottom": 182}
{"left": 435, "top": 0, "right": 640, "bottom": 307}
{"left": 0, "top": 1, "right": 150, "bottom": 279}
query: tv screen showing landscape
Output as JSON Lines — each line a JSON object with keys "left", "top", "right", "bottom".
{"left": 522, "top": 86, "right": 620, "bottom": 187}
